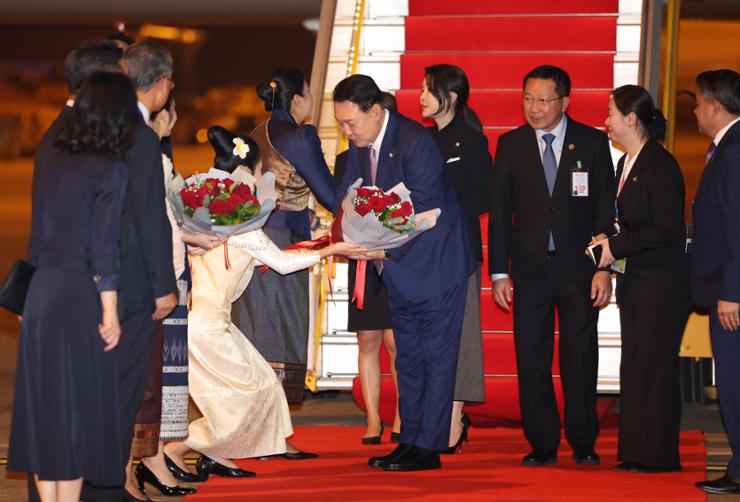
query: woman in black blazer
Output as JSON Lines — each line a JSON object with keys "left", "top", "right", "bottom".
{"left": 421, "top": 64, "right": 492, "bottom": 453}
{"left": 592, "top": 85, "right": 690, "bottom": 472}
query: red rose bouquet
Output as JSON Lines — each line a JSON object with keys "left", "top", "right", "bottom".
{"left": 333, "top": 178, "right": 440, "bottom": 251}
{"left": 180, "top": 177, "right": 260, "bottom": 225}
{"left": 167, "top": 168, "right": 277, "bottom": 236}
{"left": 353, "top": 187, "right": 415, "bottom": 234}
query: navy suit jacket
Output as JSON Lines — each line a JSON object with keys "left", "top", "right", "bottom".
{"left": 334, "top": 111, "right": 475, "bottom": 303}
{"left": 28, "top": 105, "right": 176, "bottom": 320}
{"left": 691, "top": 120, "right": 740, "bottom": 307}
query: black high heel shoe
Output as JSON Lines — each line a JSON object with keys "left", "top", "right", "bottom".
{"left": 440, "top": 413, "right": 471, "bottom": 455}
{"left": 361, "top": 424, "right": 384, "bottom": 445}
{"left": 196, "top": 455, "right": 256, "bottom": 478}
{"left": 164, "top": 453, "right": 208, "bottom": 482}
{"left": 135, "top": 462, "right": 197, "bottom": 497}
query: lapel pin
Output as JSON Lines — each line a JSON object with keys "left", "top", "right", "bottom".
{"left": 568, "top": 144, "right": 575, "bottom": 150}
{"left": 632, "top": 176, "right": 638, "bottom": 182}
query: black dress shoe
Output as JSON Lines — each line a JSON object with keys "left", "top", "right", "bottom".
{"left": 362, "top": 424, "right": 384, "bottom": 445}
{"left": 522, "top": 448, "right": 557, "bottom": 466}
{"left": 135, "top": 463, "right": 197, "bottom": 497}
{"left": 696, "top": 475, "right": 740, "bottom": 494}
{"left": 277, "top": 450, "right": 319, "bottom": 460}
{"left": 572, "top": 448, "right": 600, "bottom": 465}
{"left": 164, "top": 453, "right": 208, "bottom": 482}
{"left": 369, "top": 443, "right": 412, "bottom": 468}
{"left": 390, "top": 432, "right": 401, "bottom": 444}
{"left": 615, "top": 461, "right": 637, "bottom": 471}
{"left": 384, "top": 446, "right": 441, "bottom": 472}
{"left": 196, "top": 455, "right": 256, "bottom": 478}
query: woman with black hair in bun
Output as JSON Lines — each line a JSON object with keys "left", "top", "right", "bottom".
{"left": 591, "top": 85, "right": 690, "bottom": 473}
{"left": 163, "top": 126, "right": 359, "bottom": 478}
{"left": 420, "top": 64, "right": 491, "bottom": 453}
{"left": 232, "top": 67, "right": 336, "bottom": 409}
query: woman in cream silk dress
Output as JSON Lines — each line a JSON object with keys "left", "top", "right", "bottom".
{"left": 165, "top": 127, "right": 356, "bottom": 478}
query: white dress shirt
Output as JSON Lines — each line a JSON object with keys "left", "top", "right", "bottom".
{"left": 714, "top": 117, "right": 740, "bottom": 147}
{"left": 369, "top": 109, "right": 390, "bottom": 181}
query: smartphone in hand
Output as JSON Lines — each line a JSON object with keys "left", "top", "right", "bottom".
{"left": 587, "top": 243, "right": 603, "bottom": 266}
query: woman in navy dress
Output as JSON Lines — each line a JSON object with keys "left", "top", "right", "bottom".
{"left": 7, "top": 72, "right": 136, "bottom": 501}
{"left": 231, "top": 67, "right": 337, "bottom": 407}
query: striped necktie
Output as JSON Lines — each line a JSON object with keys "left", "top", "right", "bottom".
{"left": 369, "top": 145, "right": 378, "bottom": 186}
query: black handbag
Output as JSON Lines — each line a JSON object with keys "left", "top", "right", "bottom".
{"left": 0, "top": 259, "right": 36, "bottom": 315}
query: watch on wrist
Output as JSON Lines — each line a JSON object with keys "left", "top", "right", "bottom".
{"left": 384, "top": 249, "right": 390, "bottom": 260}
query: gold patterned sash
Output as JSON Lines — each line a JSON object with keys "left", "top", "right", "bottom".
{"left": 252, "top": 120, "right": 310, "bottom": 211}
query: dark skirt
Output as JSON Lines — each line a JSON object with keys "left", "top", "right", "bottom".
{"left": 130, "top": 322, "right": 163, "bottom": 458}
{"left": 7, "top": 266, "right": 123, "bottom": 485}
{"left": 160, "top": 268, "right": 190, "bottom": 441}
{"left": 617, "top": 301, "right": 690, "bottom": 468}
{"left": 231, "top": 226, "right": 309, "bottom": 404}
{"left": 346, "top": 259, "right": 393, "bottom": 331}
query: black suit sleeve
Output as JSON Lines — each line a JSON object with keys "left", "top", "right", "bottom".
{"left": 126, "top": 127, "right": 177, "bottom": 299}
{"left": 488, "top": 136, "right": 514, "bottom": 275}
{"left": 458, "top": 133, "right": 493, "bottom": 217}
{"left": 593, "top": 132, "right": 616, "bottom": 237}
{"left": 609, "top": 155, "right": 684, "bottom": 259}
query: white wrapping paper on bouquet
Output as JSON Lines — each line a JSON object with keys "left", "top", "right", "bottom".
{"left": 166, "top": 167, "right": 277, "bottom": 236}
{"left": 337, "top": 178, "right": 441, "bottom": 250}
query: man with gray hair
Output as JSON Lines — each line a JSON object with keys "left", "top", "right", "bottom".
{"left": 692, "top": 68, "right": 740, "bottom": 495}
{"left": 112, "top": 38, "right": 179, "bottom": 500}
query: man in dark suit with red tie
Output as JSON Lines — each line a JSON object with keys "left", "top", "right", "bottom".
{"left": 333, "top": 75, "right": 475, "bottom": 472}
{"left": 488, "top": 65, "right": 614, "bottom": 467}
{"left": 691, "top": 69, "right": 740, "bottom": 495}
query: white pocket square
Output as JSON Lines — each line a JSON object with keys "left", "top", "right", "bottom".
{"left": 446, "top": 157, "right": 461, "bottom": 164}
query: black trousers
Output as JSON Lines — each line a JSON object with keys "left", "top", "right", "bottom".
{"left": 513, "top": 264, "right": 599, "bottom": 452}
{"left": 618, "top": 301, "right": 689, "bottom": 468}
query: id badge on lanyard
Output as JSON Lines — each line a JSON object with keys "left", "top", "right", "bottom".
{"left": 571, "top": 161, "right": 588, "bottom": 197}
{"left": 611, "top": 169, "right": 627, "bottom": 274}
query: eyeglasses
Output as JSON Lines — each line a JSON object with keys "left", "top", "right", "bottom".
{"left": 523, "top": 95, "right": 564, "bottom": 107}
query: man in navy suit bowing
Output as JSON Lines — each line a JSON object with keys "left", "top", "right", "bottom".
{"left": 333, "top": 75, "right": 475, "bottom": 471}
{"left": 691, "top": 69, "right": 740, "bottom": 495}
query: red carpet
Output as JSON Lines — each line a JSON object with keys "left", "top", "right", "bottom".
{"left": 186, "top": 426, "right": 705, "bottom": 501}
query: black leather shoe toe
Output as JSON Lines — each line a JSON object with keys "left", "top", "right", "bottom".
{"left": 196, "top": 455, "right": 256, "bottom": 478}
{"left": 630, "top": 463, "right": 681, "bottom": 474}
{"left": 278, "top": 451, "right": 319, "bottom": 460}
{"left": 383, "top": 446, "right": 441, "bottom": 472}
{"left": 369, "top": 443, "right": 412, "bottom": 468}
{"left": 696, "top": 475, "right": 740, "bottom": 494}
{"left": 615, "top": 461, "right": 636, "bottom": 471}
{"left": 522, "top": 448, "right": 557, "bottom": 466}
{"left": 572, "top": 449, "right": 600, "bottom": 465}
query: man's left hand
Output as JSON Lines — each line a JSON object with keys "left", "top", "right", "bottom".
{"left": 718, "top": 300, "right": 740, "bottom": 331}
{"left": 591, "top": 271, "right": 612, "bottom": 308}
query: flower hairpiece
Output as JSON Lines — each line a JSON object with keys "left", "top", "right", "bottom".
{"left": 232, "top": 137, "right": 249, "bottom": 159}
